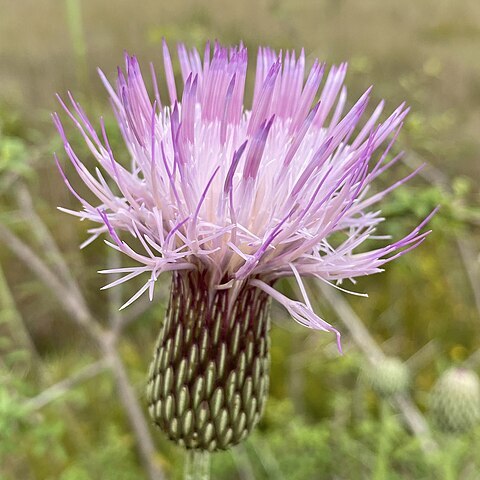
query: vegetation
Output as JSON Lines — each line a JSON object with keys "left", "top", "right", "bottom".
{"left": 1, "top": 0, "right": 479, "bottom": 478}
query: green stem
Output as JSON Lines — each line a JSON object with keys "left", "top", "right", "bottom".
{"left": 184, "top": 450, "right": 211, "bottom": 480}
{"left": 65, "top": 0, "right": 89, "bottom": 92}
{"left": 373, "top": 402, "right": 391, "bottom": 480}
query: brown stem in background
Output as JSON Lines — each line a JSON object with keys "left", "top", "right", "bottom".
{"left": 105, "top": 337, "right": 165, "bottom": 480}
{"left": 0, "top": 203, "right": 166, "bottom": 479}
{"left": 0, "top": 222, "right": 101, "bottom": 337}
{"left": 23, "top": 360, "right": 108, "bottom": 411}
{"left": 16, "top": 185, "right": 80, "bottom": 293}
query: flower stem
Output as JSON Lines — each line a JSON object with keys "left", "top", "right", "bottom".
{"left": 184, "top": 450, "right": 211, "bottom": 480}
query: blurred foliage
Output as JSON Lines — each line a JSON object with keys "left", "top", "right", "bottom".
{"left": 1, "top": 0, "right": 480, "bottom": 478}
{"left": 0, "top": 109, "right": 33, "bottom": 184}
{"left": 0, "top": 135, "right": 31, "bottom": 179}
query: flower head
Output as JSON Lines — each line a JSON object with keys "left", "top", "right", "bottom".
{"left": 54, "top": 40, "right": 432, "bottom": 350}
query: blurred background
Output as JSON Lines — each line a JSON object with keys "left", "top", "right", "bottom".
{"left": 1, "top": 0, "right": 480, "bottom": 478}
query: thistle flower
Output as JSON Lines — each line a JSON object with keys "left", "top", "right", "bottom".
{"left": 54, "top": 41, "right": 432, "bottom": 452}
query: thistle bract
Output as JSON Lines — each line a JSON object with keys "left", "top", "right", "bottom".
{"left": 55, "top": 40, "right": 432, "bottom": 450}
{"left": 147, "top": 271, "right": 270, "bottom": 450}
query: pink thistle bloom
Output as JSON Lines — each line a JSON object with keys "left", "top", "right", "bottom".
{"left": 54, "top": 41, "right": 433, "bottom": 352}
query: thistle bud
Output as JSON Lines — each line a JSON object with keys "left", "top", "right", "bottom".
{"left": 430, "top": 367, "right": 480, "bottom": 433}
{"left": 366, "top": 357, "right": 410, "bottom": 397}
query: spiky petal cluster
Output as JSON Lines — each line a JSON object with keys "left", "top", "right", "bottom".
{"left": 54, "top": 41, "right": 432, "bottom": 349}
